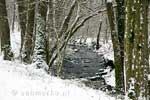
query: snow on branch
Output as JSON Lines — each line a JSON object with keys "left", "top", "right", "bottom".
{"left": 107, "top": 0, "right": 113, "bottom": 3}
{"left": 148, "top": 74, "right": 150, "bottom": 80}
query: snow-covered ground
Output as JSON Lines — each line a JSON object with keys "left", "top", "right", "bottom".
{"left": 75, "top": 37, "right": 114, "bottom": 60}
{"left": 0, "top": 58, "right": 115, "bottom": 100}
{"left": 96, "top": 41, "right": 114, "bottom": 61}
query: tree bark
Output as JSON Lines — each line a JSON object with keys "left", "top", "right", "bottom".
{"left": 106, "top": 1, "right": 124, "bottom": 94}
{"left": 17, "top": 0, "right": 27, "bottom": 51}
{"left": 21, "top": 0, "right": 35, "bottom": 63}
{"left": 96, "top": 20, "right": 102, "bottom": 50}
{"left": 115, "top": 0, "right": 125, "bottom": 93}
{"left": 141, "top": 0, "right": 149, "bottom": 98}
{"left": 32, "top": 0, "right": 48, "bottom": 68}
{"left": 0, "top": 0, "right": 12, "bottom": 60}
{"left": 124, "top": 0, "right": 149, "bottom": 99}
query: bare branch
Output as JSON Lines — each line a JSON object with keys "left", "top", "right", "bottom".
{"left": 48, "top": 5, "right": 108, "bottom": 68}
{"left": 59, "top": 0, "right": 77, "bottom": 37}
{"left": 72, "top": 8, "right": 106, "bottom": 34}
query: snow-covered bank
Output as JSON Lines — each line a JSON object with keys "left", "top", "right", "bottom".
{"left": 72, "top": 37, "right": 114, "bottom": 60}
{"left": 0, "top": 59, "right": 115, "bottom": 100}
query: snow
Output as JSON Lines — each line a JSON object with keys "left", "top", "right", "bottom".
{"left": 0, "top": 58, "right": 115, "bottom": 100}
{"left": 103, "top": 70, "right": 115, "bottom": 87}
{"left": 96, "top": 41, "right": 114, "bottom": 61}
{"left": 72, "top": 38, "right": 114, "bottom": 61}
{"left": 0, "top": 54, "right": 4, "bottom": 61}
{"left": 10, "top": 22, "right": 21, "bottom": 58}
{"left": 148, "top": 74, "right": 150, "bottom": 80}
{"left": 32, "top": 14, "right": 47, "bottom": 68}
{"left": 107, "top": 0, "right": 112, "bottom": 3}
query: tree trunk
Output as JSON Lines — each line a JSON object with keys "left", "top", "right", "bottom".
{"left": 106, "top": 1, "right": 124, "bottom": 94}
{"left": 0, "top": 0, "right": 12, "bottom": 60}
{"left": 21, "top": 0, "right": 35, "bottom": 63}
{"left": 104, "top": 17, "right": 109, "bottom": 44}
{"left": 32, "top": 0, "right": 48, "bottom": 68}
{"left": 17, "top": 0, "right": 27, "bottom": 51}
{"left": 48, "top": 0, "right": 77, "bottom": 70}
{"left": 115, "top": 0, "right": 125, "bottom": 93}
{"left": 96, "top": 20, "right": 102, "bottom": 50}
{"left": 141, "top": 0, "right": 149, "bottom": 98}
{"left": 124, "top": 0, "right": 149, "bottom": 99}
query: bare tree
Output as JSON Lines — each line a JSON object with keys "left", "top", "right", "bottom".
{"left": 96, "top": 20, "right": 102, "bottom": 50}
{"left": 48, "top": 1, "right": 107, "bottom": 75}
{"left": 106, "top": 1, "right": 125, "bottom": 93}
{"left": 17, "top": 0, "right": 27, "bottom": 50}
{"left": 21, "top": 0, "right": 35, "bottom": 63}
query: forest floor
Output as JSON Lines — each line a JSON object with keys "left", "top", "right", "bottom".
{"left": 0, "top": 56, "right": 115, "bottom": 100}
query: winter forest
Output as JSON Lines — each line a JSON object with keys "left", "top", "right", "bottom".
{"left": 0, "top": 0, "right": 150, "bottom": 100}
